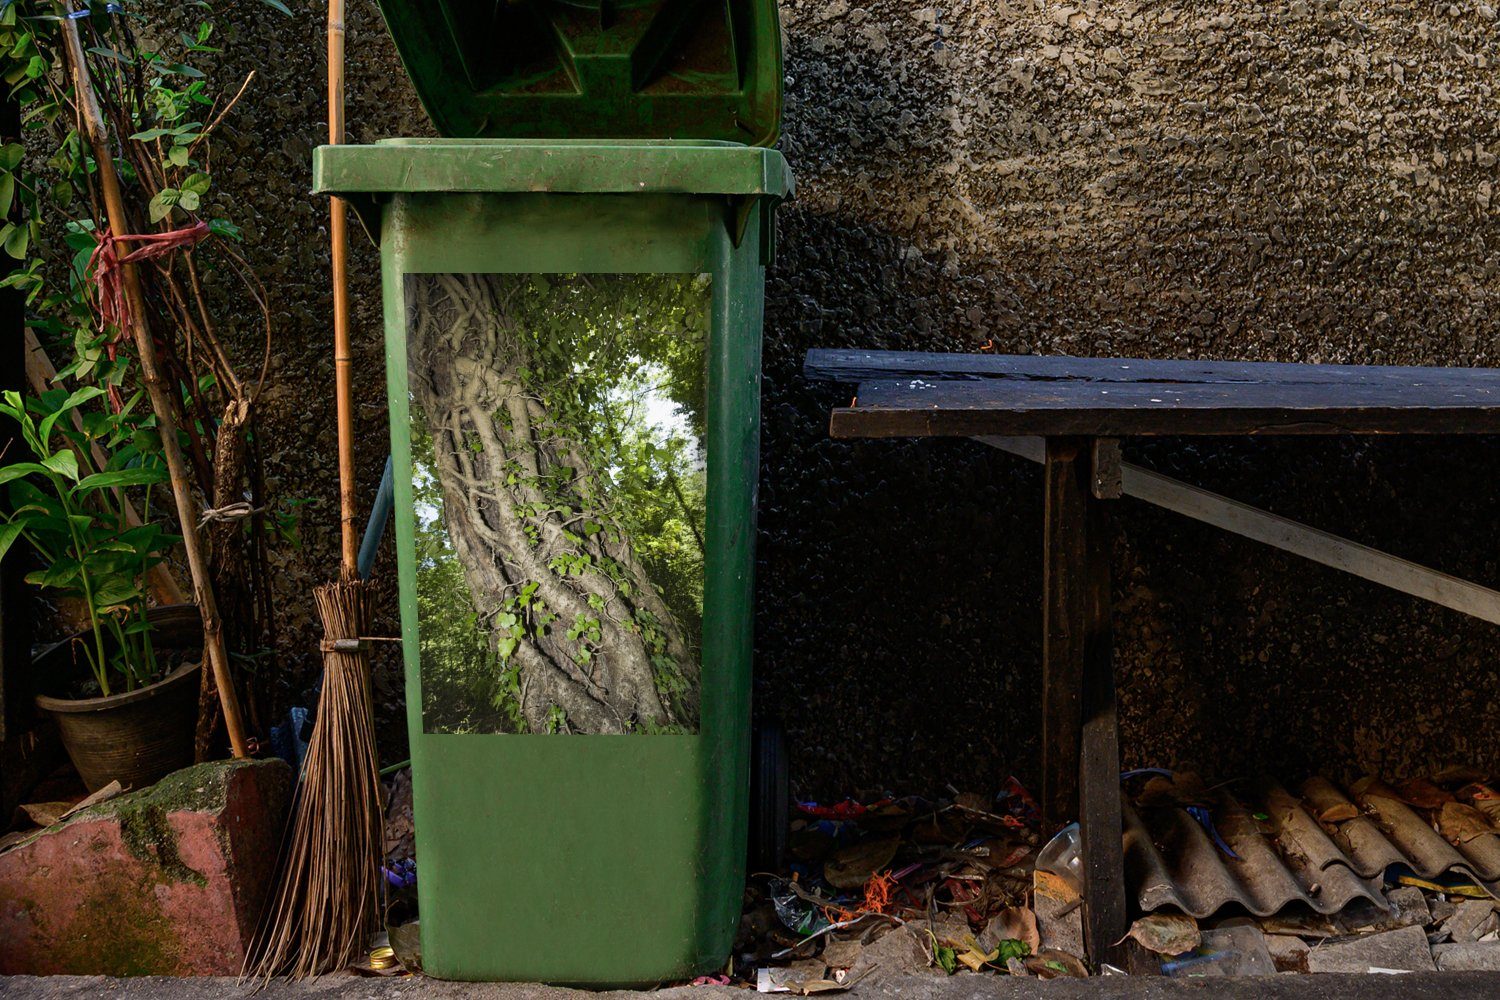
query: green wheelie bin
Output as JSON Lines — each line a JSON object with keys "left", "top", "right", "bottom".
{"left": 312, "top": 0, "right": 791, "bottom": 985}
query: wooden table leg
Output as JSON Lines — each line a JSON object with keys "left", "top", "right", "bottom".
{"left": 1044, "top": 437, "right": 1128, "bottom": 967}
{"left": 1079, "top": 489, "right": 1127, "bottom": 966}
{"left": 1041, "top": 438, "right": 1086, "bottom": 831}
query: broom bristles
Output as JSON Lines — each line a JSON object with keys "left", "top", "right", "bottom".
{"left": 244, "top": 579, "right": 383, "bottom": 980}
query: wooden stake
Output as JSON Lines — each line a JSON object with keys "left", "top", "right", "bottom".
{"left": 1078, "top": 472, "right": 1126, "bottom": 966}
{"left": 328, "top": 0, "right": 358, "bottom": 577}
{"left": 1041, "top": 438, "right": 1085, "bottom": 832}
{"left": 977, "top": 434, "right": 1500, "bottom": 627}
{"left": 61, "top": 8, "right": 248, "bottom": 758}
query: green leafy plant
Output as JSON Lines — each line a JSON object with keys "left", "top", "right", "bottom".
{"left": 0, "top": 387, "right": 178, "bottom": 695}
{"left": 927, "top": 930, "right": 958, "bottom": 975}
{"left": 0, "top": 1, "right": 292, "bottom": 743}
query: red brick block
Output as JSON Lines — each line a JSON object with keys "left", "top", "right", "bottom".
{"left": 0, "top": 758, "right": 291, "bottom": 975}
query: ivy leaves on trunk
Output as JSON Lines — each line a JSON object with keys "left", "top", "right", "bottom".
{"left": 408, "top": 273, "right": 708, "bottom": 734}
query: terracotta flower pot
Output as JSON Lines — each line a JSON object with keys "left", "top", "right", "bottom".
{"left": 33, "top": 604, "right": 203, "bottom": 792}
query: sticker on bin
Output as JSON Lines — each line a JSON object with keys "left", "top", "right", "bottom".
{"left": 407, "top": 272, "right": 708, "bottom": 735}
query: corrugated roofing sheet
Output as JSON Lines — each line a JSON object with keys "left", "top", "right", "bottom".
{"left": 1125, "top": 777, "right": 1500, "bottom": 920}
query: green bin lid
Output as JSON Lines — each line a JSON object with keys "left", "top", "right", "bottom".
{"left": 372, "top": 0, "right": 783, "bottom": 146}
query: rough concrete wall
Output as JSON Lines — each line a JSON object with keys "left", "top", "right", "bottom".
{"left": 760, "top": 0, "right": 1500, "bottom": 795}
{"left": 194, "top": 1, "right": 1499, "bottom": 793}
{"left": 163, "top": 0, "right": 433, "bottom": 758}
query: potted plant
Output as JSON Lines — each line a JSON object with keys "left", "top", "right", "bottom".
{"left": 0, "top": 386, "right": 199, "bottom": 791}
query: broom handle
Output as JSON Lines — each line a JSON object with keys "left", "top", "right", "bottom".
{"left": 329, "top": 0, "right": 358, "bottom": 578}
{"left": 61, "top": 8, "right": 249, "bottom": 759}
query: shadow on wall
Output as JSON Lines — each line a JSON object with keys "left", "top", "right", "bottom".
{"left": 754, "top": 202, "right": 1048, "bottom": 799}
{"left": 191, "top": 0, "right": 1500, "bottom": 793}
{"left": 756, "top": 0, "right": 1500, "bottom": 799}
{"left": 1112, "top": 435, "right": 1500, "bottom": 789}
{"left": 760, "top": 274, "right": 1500, "bottom": 798}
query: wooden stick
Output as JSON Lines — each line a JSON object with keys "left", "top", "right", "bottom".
{"left": 24, "top": 330, "right": 187, "bottom": 607}
{"left": 1121, "top": 463, "right": 1500, "bottom": 626}
{"left": 976, "top": 435, "right": 1500, "bottom": 626}
{"left": 1041, "top": 438, "right": 1085, "bottom": 832}
{"left": 61, "top": 8, "right": 248, "bottom": 758}
{"left": 1077, "top": 466, "right": 1126, "bottom": 965}
{"left": 328, "top": 0, "right": 357, "bottom": 577}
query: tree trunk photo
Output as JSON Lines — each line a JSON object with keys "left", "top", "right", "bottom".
{"left": 406, "top": 272, "right": 709, "bottom": 735}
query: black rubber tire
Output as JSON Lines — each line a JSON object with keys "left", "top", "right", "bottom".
{"left": 748, "top": 719, "right": 789, "bottom": 873}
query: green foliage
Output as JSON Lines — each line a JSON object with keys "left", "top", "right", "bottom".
{"left": 990, "top": 939, "right": 1030, "bottom": 964}
{"left": 931, "top": 936, "right": 957, "bottom": 976}
{"left": 542, "top": 705, "right": 568, "bottom": 734}
{"left": 503, "top": 272, "right": 709, "bottom": 665}
{"left": 0, "top": 1, "right": 280, "bottom": 381}
{"left": 0, "top": 387, "right": 177, "bottom": 695}
{"left": 0, "top": 3, "right": 289, "bottom": 712}
{"left": 410, "top": 416, "right": 524, "bottom": 734}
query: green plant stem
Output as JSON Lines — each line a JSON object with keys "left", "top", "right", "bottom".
{"left": 137, "top": 476, "right": 158, "bottom": 686}
{"left": 104, "top": 614, "right": 130, "bottom": 690}
{"left": 90, "top": 452, "right": 142, "bottom": 690}
{"left": 57, "top": 472, "right": 110, "bottom": 695}
{"left": 137, "top": 601, "right": 157, "bottom": 686}
{"left": 0, "top": 513, "right": 105, "bottom": 686}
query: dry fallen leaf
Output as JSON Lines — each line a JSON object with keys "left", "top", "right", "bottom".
{"left": 1025, "top": 949, "right": 1088, "bottom": 978}
{"left": 1137, "top": 772, "right": 1211, "bottom": 808}
{"left": 18, "top": 802, "right": 70, "bottom": 828}
{"left": 1122, "top": 912, "right": 1201, "bottom": 956}
{"left": 1458, "top": 783, "right": 1500, "bottom": 824}
{"left": 1316, "top": 802, "right": 1360, "bottom": 823}
{"left": 1396, "top": 778, "right": 1454, "bottom": 811}
{"left": 825, "top": 837, "right": 900, "bottom": 889}
{"left": 1302, "top": 777, "right": 1360, "bottom": 824}
{"left": 1352, "top": 776, "right": 1404, "bottom": 804}
{"left": 781, "top": 959, "right": 829, "bottom": 991}
{"left": 60, "top": 780, "right": 124, "bottom": 820}
{"left": 989, "top": 906, "right": 1040, "bottom": 955}
{"left": 955, "top": 944, "right": 990, "bottom": 973}
{"left": 8, "top": 782, "right": 126, "bottom": 853}
{"left": 1433, "top": 765, "right": 1488, "bottom": 786}
{"left": 820, "top": 939, "right": 862, "bottom": 970}
{"left": 1136, "top": 776, "right": 1179, "bottom": 807}
{"left": 1438, "top": 801, "right": 1497, "bottom": 845}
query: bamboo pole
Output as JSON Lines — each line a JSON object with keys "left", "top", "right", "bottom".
{"left": 24, "top": 330, "right": 188, "bottom": 607}
{"left": 61, "top": 8, "right": 248, "bottom": 758}
{"left": 328, "top": 0, "right": 358, "bottom": 576}
{"left": 243, "top": 2, "right": 382, "bottom": 974}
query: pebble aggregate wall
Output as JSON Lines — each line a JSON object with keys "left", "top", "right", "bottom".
{"left": 182, "top": 0, "right": 1500, "bottom": 795}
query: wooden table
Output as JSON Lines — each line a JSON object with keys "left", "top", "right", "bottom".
{"left": 805, "top": 348, "right": 1500, "bottom": 966}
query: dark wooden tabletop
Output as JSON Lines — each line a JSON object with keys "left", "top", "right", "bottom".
{"left": 805, "top": 349, "right": 1500, "bottom": 438}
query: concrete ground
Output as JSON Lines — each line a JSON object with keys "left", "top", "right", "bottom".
{"left": 3, "top": 974, "right": 1500, "bottom": 1000}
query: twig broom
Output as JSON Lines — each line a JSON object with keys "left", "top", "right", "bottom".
{"left": 246, "top": 584, "right": 381, "bottom": 977}
{"left": 244, "top": 0, "right": 383, "bottom": 977}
